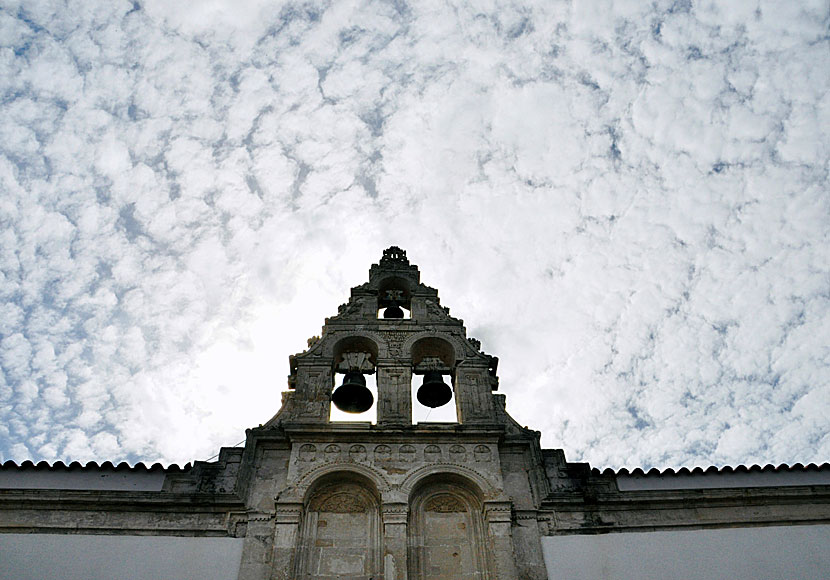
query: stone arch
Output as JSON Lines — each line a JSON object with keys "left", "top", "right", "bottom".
{"left": 294, "top": 470, "right": 383, "bottom": 578}
{"left": 400, "top": 463, "right": 498, "bottom": 500}
{"left": 329, "top": 333, "right": 384, "bottom": 364}
{"left": 293, "top": 461, "right": 392, "bottom": 501}
{"left": 402, "top": 332, "right": 465, "bottom": 364}
{"left": 407, "top": 472, "right": 494, "bottom": 579}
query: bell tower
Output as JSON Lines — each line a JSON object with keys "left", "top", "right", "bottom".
{"left": 271, "top": 246, "right": 501, "bottom": 428}
{"left": 236, "top": 248, "right": 546, "bottom": 580}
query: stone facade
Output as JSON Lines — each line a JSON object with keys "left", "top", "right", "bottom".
{"left": 1, "top": 247, "right": 829, "bottom": 580}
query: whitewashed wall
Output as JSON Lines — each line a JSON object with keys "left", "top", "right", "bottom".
{"left": 542, "top": 525, "right": 830, "bottom": 580}
{"left": 0, "top": 469, "right": 166, "bottom": 491}
{"left": 0, "top": 534, "right": 244, "bottom": 580}
{"left": 615, "top": 470, "right": 830, "bottom": 491}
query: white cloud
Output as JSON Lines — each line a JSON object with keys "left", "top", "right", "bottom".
{"left": 0, "top": 0, "right": 826, "bottom": 471}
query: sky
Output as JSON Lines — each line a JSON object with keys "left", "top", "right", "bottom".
{"left": 0, "top": 0, "right": 827, "bottom": 471}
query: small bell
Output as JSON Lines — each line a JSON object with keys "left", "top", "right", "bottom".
{"left": 383, "top": 301, "right": 404, "bottom": 319}
{"left": 417, "top": 371, "right": 452, "bottom": 408}
{"left": 332, "top": 371, "right": 374, "bottom": 413}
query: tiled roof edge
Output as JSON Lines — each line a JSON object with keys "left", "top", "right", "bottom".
{"left": 0, "top": 459, "right": 192, "bottom": 472}
{"left": 593, "top": 462, "right": 830, "bottom": 477}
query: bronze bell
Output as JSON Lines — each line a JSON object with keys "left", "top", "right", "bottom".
{"left": 383, "top": 302, "right": 404, "bottom": 319}
{"left": 332, "top": 371, "right": 373, "bottom": 413}
{"left": 417, "top": 371, "right": 452, "bottom": 408}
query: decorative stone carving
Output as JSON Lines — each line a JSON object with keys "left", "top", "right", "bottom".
{"left": 449, "top": 445, "right": 467, "bottom": 463}
{"left": 424, "top": 299, "right": 450, "bottom": 319}
{"left": 336, "top": 300, "right": 362, "bottom": 318}
{"left": 298, "top": 444, "right": 317, "bottom": 462}
{"left": 382, "top": 331, "right": 407, "bottom": 357}
{"left": 349, "top": 444, "right": 367, "bottom": 462}
{"left": 474, "top": 445, "right": 492, "bottom": 462}
{"left": 413, "top": 356, "right": 450, "bottom": 372}
{"left": 424, "top": 445, "right": 442, "bottom": 462}
{"left": 313, "top": 492, "right": 368, "bottom": 513}
{"left": 425, "top": 494, "right": 466, "bottom": 513}
{"left": 374, "top": 445, "right": 392, "bottom": 462}
{"left": 399, "top": 445, "right": 416, "bottom": 463}
{"left": 377, "top": 366, "right": 411, "bottom": 425}
{"left": 324, "top": 444, "right": 341, "bottom": 460}
{"left": 336, "top": 351, "right": 375, "bottom": 373}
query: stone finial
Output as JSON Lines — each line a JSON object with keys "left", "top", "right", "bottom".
{"left": 379, "top": 246, "right": 409, "bottom": 266}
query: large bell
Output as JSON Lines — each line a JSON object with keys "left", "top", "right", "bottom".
{"left": 331, "top": 371, "right": 374, "bottom": 414}
{"left": 383, "top": 302, "right": 404, "bottom": 319}
{"left": 416, "top": 371, "right": 452, "bottom": 408}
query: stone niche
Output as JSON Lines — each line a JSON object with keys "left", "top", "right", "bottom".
{"left": 294, "top": 473, "right": 382, "bottom": 579}
{"left": 408, "top": 474, "right": 493, "bottom": 579}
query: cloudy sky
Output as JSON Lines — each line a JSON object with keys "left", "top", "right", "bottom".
{"left": 0, "top": 0, "right": 827, "bottom": 471}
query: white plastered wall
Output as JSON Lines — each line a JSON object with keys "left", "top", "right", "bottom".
{"left": 0, "top": 534, "right": 244, "bottom": 580}
{"left": 542, "top": 525, "right": 830, "bottom": 580}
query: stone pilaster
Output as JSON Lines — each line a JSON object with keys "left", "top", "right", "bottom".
{"left": 455, "top": 367, "right": 496, "bottom": 424}
{"left": 376, "top": 365, "right": 412, "bottom": 426}
{"left": 268, "top": 502, "right": 303, "bottom": 580}
{"left": 513, "top": 510, "right": 548, "bottom": 580}
{"left": 382, "top": 502, "right": 409, "bottom": 580}
{"left": 293, "top": 365, "right": 333, "bottom": 423}
{"left": 484, "top": 500, "right": 518, "bottom": 579}
{"left": 236, "top": 512, "right": 275, "bottom": 580}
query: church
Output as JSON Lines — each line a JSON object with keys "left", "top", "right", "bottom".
{"left": 1, "top": 247, "right": 828, "bottom": 579}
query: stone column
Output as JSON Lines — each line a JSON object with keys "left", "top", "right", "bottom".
{"left": 484, "top": 500, "right": 518, "bottom": 579}
{"left": 382, "top": 502, "right": 409, "bottom": 580}
{"left": 268, "top": 502, "right": 303, "bottom": 580}
{"left": 376, "top": 364, "right": 412, "bottom": 426}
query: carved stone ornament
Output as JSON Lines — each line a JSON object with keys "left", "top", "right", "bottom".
{"left": 399, "top": 445, "right": 416, "bottom": 462}
{"left": 414, "top": 356, "right": 450, "bottom": 373}
{"left": 424, "top": 445, "right": 442, "bottom": 461}
{"left": 382, "top": 331, "right": 407, "bottom": 357}
{"left": 298, "top": 444, "right": 317, "bottom": 462}
{"left": 349, "top": 444, "right": 367, "bottom": 462}
{"left": 449, "top": 445, "right": 467, "bottom": 462}
{"left": 425, "top": 494, "right": 466, "bottom": 513}
{"left": 337, "top": 351, "right": 375, "bottom": 373}
{"left": 311, "top": 492, "right": 368, "bottom": 513}
{"left": 335, "top": 300, "right": 363, "bottom": 318}
{"left": 374, "top": 445, "right": 392, "bottom": 462}
{"left": 324, "top": 444, "right": 341, "bottom": 460}
{"left": 474, "top": 445, "right": 492, "bottom": 462}
{"left": 424, "top": 299, "right": 450, "bottom": 318}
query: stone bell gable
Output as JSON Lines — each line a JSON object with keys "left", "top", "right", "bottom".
{"left": 269, "top": 245, "right": 500, "bottom": 428}
{"left": 1, "top": 247, "right": 828, "bottom": 580}
{"left": 238, "top": 246, "right": 541, "bottom": 579}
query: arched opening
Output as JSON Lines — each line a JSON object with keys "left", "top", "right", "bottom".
{"left": 408, "top": 474, "right": 492, "bottom": 579}
{"left": 411, "top": 374, "right": 457, "bottom": 423}
{"left": 295, "top": 473, "right": 382, "bottom": 578}
{"left": 330, "top": 336, "right": 379, "bottom": 423}
{"left": 411, "top": 337, "right": 458, "bottom": 423}
{"left": 330, "top": 372, "right": 378, "bottom": 423}
{"left": 377, "top": 276, "right": 412, "bottom": 319}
